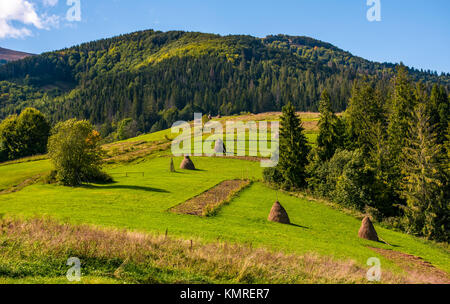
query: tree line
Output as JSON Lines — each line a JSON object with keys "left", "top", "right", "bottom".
{"left": 265, "top": 65, "right": 449, "bottom": 242}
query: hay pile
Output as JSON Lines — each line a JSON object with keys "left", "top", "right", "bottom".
{"left": 268, "top": 201, "right": 290, "bottom": 224}
{"left": 170, "top": 158, "right": 175, "bottom": 172}
{"left": 358, "top": 216, "right": 379, "bottom": 241}
{"left": 214, "top": 139, "right": 226, "bottom": 154}
{"left": 180, "top": 156, "right": 196, "bottom": 170}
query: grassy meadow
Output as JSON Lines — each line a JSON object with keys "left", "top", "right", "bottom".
{"left": 0, "top": 113, "right": 448, "bottom": 284}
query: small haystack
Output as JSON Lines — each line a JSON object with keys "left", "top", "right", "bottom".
{"left": 214, "top": 139, "right": 226, "bottom": 154}
{"left": 170, "top": 158, "right": 175, "bottom": 172}
{"left": 358, "top": 216, "right": 379, "bottom": 241}
{"left": 180, "top": 156, "right": 196, "bottom": 170}
{"left": 268, "top": 201, "right": 290, "bottom": 224}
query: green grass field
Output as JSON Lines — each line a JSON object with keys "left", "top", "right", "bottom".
{"left": 0, "top": 156, "right": 448, "bottom": 275}
{"left": 0, "top": 159, "right": 51, "bottom": 192}
{"left": 0, "top": 113, "right": 448, "bottom": 284}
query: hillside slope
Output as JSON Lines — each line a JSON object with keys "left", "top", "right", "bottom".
{"left": 0, "top": 136, "right": 448, "bottom": 283}
{"left": 0, "top": 47, "right": 33, "bottom": 64}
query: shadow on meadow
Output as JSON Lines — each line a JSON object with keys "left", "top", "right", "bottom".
{"left": 81, "top": 183, "right": 170, "bottom": 193}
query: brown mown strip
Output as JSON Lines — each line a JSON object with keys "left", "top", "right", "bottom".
{"left": 0, "top": 174, "right": 44, "bottom": 195}
{"left": 369, "top": 247, "right": 450, "bottom": 284}
{"left": 171, "top": 179, "right": 250, "bottom": 216}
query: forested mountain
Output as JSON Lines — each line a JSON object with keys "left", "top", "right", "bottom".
{"left": 0, "top": 30, "right": 448, "bottom": 136}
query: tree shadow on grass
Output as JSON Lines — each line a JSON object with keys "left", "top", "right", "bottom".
{"left": 82, "top": 184, "right": 170, "bottom": 193}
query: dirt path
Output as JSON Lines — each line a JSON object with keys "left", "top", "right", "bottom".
{"left": 171, "top": 179, "right": 250, "bottom": 216}
{"left": 0, "top": 174, "right": 43, "bottom": 195}
{"left": 370, "top": 247, "right": 450, "bottom": 284}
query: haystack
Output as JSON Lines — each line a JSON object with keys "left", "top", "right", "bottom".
{"left": 214, "top": 139, "right": 226, "bottom": 154}
{"left": 268, "top": 201, "right": 290, "bottom": 224}
{"left": 180, "top": 156, "right": 196, "bottom": 170}
{"left": 170, "top": 158, "right": 175, "bottom": 172}
{"left": 358, "top": 216, "right": 378, "bottom": 241}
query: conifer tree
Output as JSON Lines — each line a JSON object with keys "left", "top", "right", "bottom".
{"left": 428, "top": 84, "right": 449, "bottom": 146}
{"left": 400, "top": 104, "right": 448, "bottom": 241}
{"left": 345, "top": 78, "right": 386, "bottom": 154}
{"left": 317, "top": 89, "right": 342, "bottom": 161}
{"left": 386, "top": 65, "right": 417, "bottom": 193}
{"left": 387, "top": 64, "right": 416, "bottom": 161}
{"left": 278, "top": 102, "right": 310, "bottom": 189}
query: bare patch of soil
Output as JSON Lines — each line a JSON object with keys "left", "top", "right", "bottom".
{"left": 369, "top": 247, "right": 450, "bottom": 284}
{"left": 171, "top": 179, "right": 250, "bottom": 216}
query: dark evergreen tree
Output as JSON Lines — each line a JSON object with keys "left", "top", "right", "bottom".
{"left": 387, "top": 65, "right": 417, "bottom": 159}
{"left": 317, "top": 89, "right": 342, "bottom": 161}
{"left": 386, "top": 64, "right": 417, "bottom": 193}
{"left": 278, "top": 102, "right": 310, "bottom": 189}
{"left": 428, "top": 84, "right": 449, "bottom": 146}
{"left": 400, "top": 104, "right": 448, "bottom": 241}
{"left": 345, "top": 78, "right": 386, "bottom": 154}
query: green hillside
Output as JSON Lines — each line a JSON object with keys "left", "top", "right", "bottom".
{"left": 0, "top": 113, "right": 448, "bottom": 284}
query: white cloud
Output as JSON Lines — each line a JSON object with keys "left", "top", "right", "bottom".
{"left": 0, "top": 0, "right": 59, "bottom": 39}
{"left": 43, "top": 0, "right": 58, "bottom": 7}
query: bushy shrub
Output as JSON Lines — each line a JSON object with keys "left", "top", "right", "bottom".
{"left": 0, "top": 108, "right": 50, "bottom": 161}
{"left": 307, "top": 149, "right": 353, "bottom": 198}
{"left": 308, "top": 149, "right": 381, "bottom": 212}
{"left": 116, "top": 118, "right": 138, "bottom": 141}
{"left": 48, "top": 119, "right": 112, "bottom": 186}
{"left": 263, "top": 167, "right": 283, "bottom": 186}
{"left": 333, "top": 150, "right": 375, "bottom": 210}
{"left": 42, "top": 170, "right": 58, "bottom": 184}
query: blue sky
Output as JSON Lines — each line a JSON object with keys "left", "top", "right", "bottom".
{"left": 1, "top": 0, "right": 449, "bottom": 73}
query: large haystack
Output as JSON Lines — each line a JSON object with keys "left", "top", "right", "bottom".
{"left": 358, "top": 216, "right": 379, "bottom": 241}
{"left": 180, "top": 156, "right": 196, "bottom": 170}
{"left": 268, "top": 201, "right": 290, "bottom": 224}
{"left": 214, "top": 139, "right": 226, "bottom": 154}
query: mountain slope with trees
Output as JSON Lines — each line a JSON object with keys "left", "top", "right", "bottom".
{"left": 0, "top": 30, "right": 448, "bottom": 139}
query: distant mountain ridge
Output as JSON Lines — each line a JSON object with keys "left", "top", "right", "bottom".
{"left": 0, "top": 47, "right": 34, "bottom": 64}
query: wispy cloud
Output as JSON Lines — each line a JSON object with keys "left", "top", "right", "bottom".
{"left": 43, "top": 0, "right": 59, "bottom": 7}
{"left": 0, "top": 0, "right": 59, "bottom": 39}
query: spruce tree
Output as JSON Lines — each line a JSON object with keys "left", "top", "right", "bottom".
{"left": 428, "top": 84, "right": 449, "bottom": 146}
{"left": 345, "top": 78, "right": 386, "bottom": 154}
{"left": 278, "top": 102, "right": 310, "bottom": 189}
{"left": 386, "top": 65, "right": 417, "bottom": 193}
{"left": 400, "top": 104, "right": 448, "bottom": 241}
{"left": 317, "top": 89, "right": 342, "bottom": 161}
{"left": 387, "top": 64, "right": 416, "bottom": 161}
